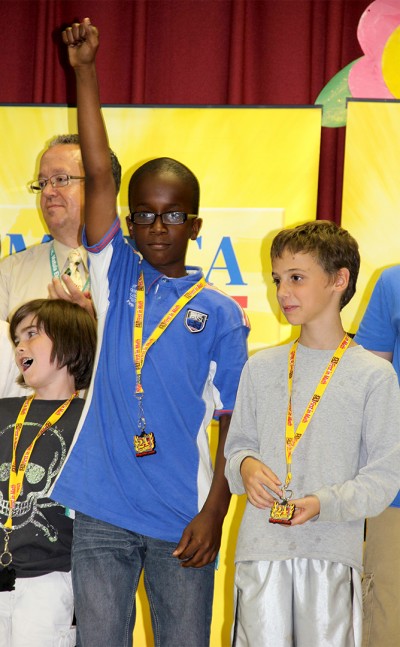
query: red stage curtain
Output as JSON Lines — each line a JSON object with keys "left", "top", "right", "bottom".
{"left": 1, "top": 0, "right": 370, "bottom": 222}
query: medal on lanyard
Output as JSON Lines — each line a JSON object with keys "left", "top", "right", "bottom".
{"left": 269, "top": 334, "right": 351, "bottom": 525}
{"left": 1, "top": 392, "right": 78, "bottom": 573}
{"left": 132, "top": 272, "right": 206, "bottom": 457}
{"left": 0, "top": 530, "right": 12, "bottom": 569}
{"left": 49, "top": 244, "right": 90, "bottom": 293}
{"left": 0, "top": 537, "right": 15, "bottom": 591}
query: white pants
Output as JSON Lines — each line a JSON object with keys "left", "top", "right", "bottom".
{"left": 0, "top": 570, "right": 75, "bottom": 647}
{"left": 233, "top": 558, "right": 362, "bottom": 647}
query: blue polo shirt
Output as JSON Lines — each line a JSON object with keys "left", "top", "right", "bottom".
{"left": 52, "top": 218, "right": 249, "bottom": 541}
{"left": 355, "top": 265, "right": 400, "bottom": 508}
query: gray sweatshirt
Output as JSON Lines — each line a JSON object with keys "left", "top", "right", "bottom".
{"left": 225, "top": 343, "right": 400, "bottom": 572}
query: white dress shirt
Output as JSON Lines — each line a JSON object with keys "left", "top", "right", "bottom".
{"left": 0, "top": 240, "right": 88, "bottom": 321}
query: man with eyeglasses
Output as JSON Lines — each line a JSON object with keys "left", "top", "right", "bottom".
{"left": 0, "top": 134, "right": 121, "bottom": 321}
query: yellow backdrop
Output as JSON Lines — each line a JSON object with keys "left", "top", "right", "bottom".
{"left": 341, "top": 99, "right": 400, "bottom": 334}
{"left": 0, "top": 105, "right": 321, "bottom": 645}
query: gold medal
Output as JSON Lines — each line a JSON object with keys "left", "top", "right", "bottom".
{"left": 134, "top": 431, "right": 156, "bottom": 457}
{"left": 269, "top": 500, "right": 296, "bottom": 525}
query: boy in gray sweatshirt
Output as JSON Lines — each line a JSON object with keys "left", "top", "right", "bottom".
{"left": 225, "top": 221, "right": 400, "bottom": 647}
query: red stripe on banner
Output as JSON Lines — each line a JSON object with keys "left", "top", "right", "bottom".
{"left": 233, "top": 296, "right": 248, "bottom": 308}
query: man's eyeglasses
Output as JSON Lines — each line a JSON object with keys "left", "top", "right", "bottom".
{"left": 30, "top": 174, "right": 85, "bottom": 193}
{"left": 129, "top": 212, "right": 198, "bottom": 225}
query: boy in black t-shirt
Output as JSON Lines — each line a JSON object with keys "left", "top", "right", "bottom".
{"left": 0, "top": 299, "right": 96, "bottom": 647}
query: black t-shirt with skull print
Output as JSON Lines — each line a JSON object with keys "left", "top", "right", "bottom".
{"left": 0, "top": 397, "right": 84, "bottom": 577}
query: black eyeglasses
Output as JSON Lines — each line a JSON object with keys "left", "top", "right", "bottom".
{"left": 129, "top": 211, "right": 198, "bottom": 225}
{"left": 30, "top": 174, "right": 85, "bottom": 193}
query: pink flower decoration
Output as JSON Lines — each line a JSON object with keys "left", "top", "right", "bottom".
{"left": 348, "top": 0, "right": 400, "bottom": 98}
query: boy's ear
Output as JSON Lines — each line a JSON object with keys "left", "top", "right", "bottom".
{"left": 334, "top": 267, "right": 350, "bottom": 292}
{"left": 126, "top": 215, "right": 134, "bottom": 239}
{"left": 190, "top": 217, "right": 202, "bottom": 241}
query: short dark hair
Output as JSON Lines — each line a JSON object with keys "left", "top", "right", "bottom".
{"left": 10, "top": 299, "right": 97, "bottom": 390}
{"left": 128, "top": 157, "right": 200, "bottom": 214}
{"left": 270, "top": 220, "right": 360, "bottom": 309}
{"left": 48, "top": 134, "right": 122, "bottom": 195}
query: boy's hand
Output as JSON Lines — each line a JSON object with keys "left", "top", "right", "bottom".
{"left": 240, "top": 457, "right": 283, "bottom": 509}
{"left": 289, "top": 495, "right": 320, "bottom": 525}
{"left": 48, "top": 277, "right": 96, "bottom": 320}
{"left": 62, "top": 17, "right": 99, "bottom": 67}
{"left": 172, "top": 509, "right": 222, "bottom": 568}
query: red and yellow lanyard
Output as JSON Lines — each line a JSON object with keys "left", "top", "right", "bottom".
{"left": 132, "top": 271, "right": 206, "bottom": 395}
{"left": 284, "top": 334, "right": 351, "bottom": 491}
{"left": 5, "top": 391, "right": 78, "bottom": 529}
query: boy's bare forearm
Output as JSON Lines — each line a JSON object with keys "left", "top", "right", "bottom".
{"left": 201, "top": 415, "right": 232, "bottom": 518}
{"left": 75, "top": 63, "right": 108, "bottom": 183}
{"left": 63, "top": 18, "right": 116, "bottom": 244}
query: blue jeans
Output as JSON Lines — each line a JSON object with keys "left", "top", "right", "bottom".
{"left": 72, "top": 513, "right": 215, "bottom": 647}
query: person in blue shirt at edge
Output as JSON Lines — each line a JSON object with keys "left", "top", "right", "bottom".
{"left": 354, "top": 266, "right": 400, "bottom": 647}
{"left": 50, "top": 17, "right": 250, "bottom": 647}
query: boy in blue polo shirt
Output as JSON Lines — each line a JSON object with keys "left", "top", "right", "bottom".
{"left": 51, "top": 18, "right": 249, "bottom": 647}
